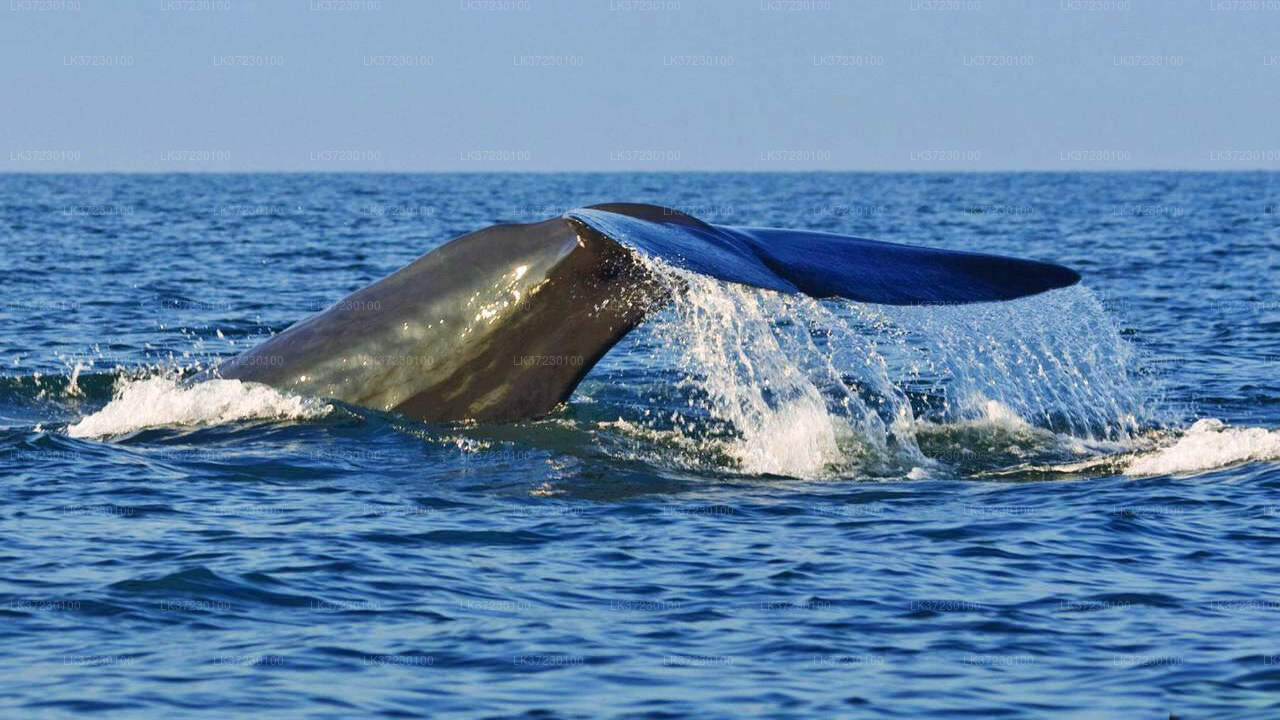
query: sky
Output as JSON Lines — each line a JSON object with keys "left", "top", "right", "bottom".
{"left": 1, "top": 0, "right": 1277, "bottom": 171}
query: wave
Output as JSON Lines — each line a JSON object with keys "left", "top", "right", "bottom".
{"left": 65, "top": 375, "right": 331, "bottom": 439}
{"left": 1124, "top": 419, "right": 1280, "bottom": 477}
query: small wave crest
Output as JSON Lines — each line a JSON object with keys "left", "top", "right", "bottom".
{"left": 1124, "top": 419, "right": 1280, "bottom": 477}
{"left": 67, "top": 375, "right": 331, "bottom": 439}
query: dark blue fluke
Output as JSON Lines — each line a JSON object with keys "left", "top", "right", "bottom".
{"left": 571, "top": 203, "right": 1080, "bottom": 304}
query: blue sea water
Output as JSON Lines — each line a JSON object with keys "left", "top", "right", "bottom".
{"left": 2, "top": 172, "right": 1279, "bottom": 718}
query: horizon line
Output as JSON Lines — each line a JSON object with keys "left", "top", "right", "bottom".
{"left": 3, "top": 168, "right": 1280, "bottom": 175}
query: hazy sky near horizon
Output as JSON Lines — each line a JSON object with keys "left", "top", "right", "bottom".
{"left": 1, "top": 0, "right": 1277, "bottom": 171}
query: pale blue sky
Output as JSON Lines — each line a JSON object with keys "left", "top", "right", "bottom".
{"left": 1, "top": 0, "right": 1276, "bottom": 171}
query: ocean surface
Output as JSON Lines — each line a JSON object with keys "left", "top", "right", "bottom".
{"left": 3, "top": 172, "right": 1279, "bottom": 719}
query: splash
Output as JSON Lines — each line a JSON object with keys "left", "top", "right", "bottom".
{"left": 626, "top": 256, "right": 1161, "bottom": 479}
{"left": 647, "top": 272, "right": 852, "bottom": 476}
{"left": 67, "top": 375, "right": 331, "bottom": 439}
{"left": 65, "top": 361, "right": 86, "bottom": 397}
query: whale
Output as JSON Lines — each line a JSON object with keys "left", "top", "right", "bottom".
{"left": 212, "top": 203, "right": 1080, "bottom": 422}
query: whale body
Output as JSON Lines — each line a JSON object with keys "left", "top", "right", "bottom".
{"left": 213, "top": 203, "right": 1080, "bottom": 422}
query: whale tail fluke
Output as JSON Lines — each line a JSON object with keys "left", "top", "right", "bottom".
{"left": 571, "top": 203, "right": 1080, "bottom": 305}
{"left": 216, "top": 203, "right": 1081, "bottom": 422}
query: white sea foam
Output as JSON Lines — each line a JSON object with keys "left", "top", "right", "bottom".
{"left": 1124, "top": 419, "right": 1280, "bottom": 477}
{"left": 972, "top": 398, "right": 1032, "bottom": 429}
{"left": 723, "top": 396, "right": 845, "bottom": 477}
{"left": 67, "top": 376, "right": 331, "bottom": 438}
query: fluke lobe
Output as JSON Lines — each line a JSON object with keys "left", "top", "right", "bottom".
{"left": 213, "top": 203, "right": 1080, "bottom": 422}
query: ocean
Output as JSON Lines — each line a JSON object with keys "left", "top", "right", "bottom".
{"left": 3, "top": 172, "right": 1279, "bottom": 718}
